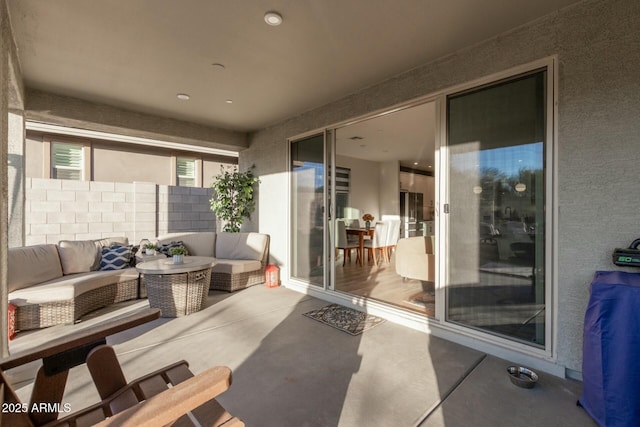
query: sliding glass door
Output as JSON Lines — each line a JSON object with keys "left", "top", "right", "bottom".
{"left": 290, "top": 134, "right": 326, "bottom": 286}
{"left": 446, "top": 70, "right": 548, "bottom": 347}
{"left": 331, "top": 102, "right": 438, "bottom": 315}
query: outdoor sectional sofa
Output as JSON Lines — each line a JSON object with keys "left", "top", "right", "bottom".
{"left": 154, "top": 231, "right": 270, "bottom": 292}
{"left": 7, "top": 232, "right": 270, "bottom": 332}
{"left": 8, "top": 237, "right": 139, "bottom": 331}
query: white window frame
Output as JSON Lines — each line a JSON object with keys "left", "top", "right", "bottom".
{"left": 175, "top": 156, "right": 200, "bottom": 187}
{"left": 47, "top": 139, "right": 91, "bottom": 181}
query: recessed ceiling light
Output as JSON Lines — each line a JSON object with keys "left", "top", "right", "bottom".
{"left": 176, "top": 93, "right": 190, "bottom": 100}
{"left": 413, "top": 162, "right": 419, "bottom": 166}
{"left": 428, "top": 165, "right": 433, "bottom": 168}
{"left": 264, "top": 11, "right": 283, "bottom": 26}
{"left": 225, "top": 99, "right": 233, "bottom": 104}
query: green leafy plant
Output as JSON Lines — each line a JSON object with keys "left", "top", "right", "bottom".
{"left": 210, "top": 165, "right": 260, "bottom": 232}
{"left": 169, "top": 246, "right": 188, "bottom": 256}
{"left": 142, "top": 243, "right": 157, "bottom": 250}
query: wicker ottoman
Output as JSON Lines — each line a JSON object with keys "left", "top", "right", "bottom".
{"left": 136, "top": 257, "right": 215, "bottom": 317}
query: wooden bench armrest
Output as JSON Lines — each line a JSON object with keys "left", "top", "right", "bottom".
{"left": 95, "top": 366, "right": 236, "bottom": 427}
{"left": 0, "top": 309, "right": 161, "bottom": 370}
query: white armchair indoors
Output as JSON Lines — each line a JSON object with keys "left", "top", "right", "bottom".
{"left": 394, "top": 235, "right": 435, "bottom": 282}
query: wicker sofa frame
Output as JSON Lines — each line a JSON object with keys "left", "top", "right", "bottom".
{"left": 155, "top": 232, "right": 270, "bottom": 293}
{"left": 9, "top": 239, "right": 143, "bottom": 332}
{"left": 14, "top": 277, "right": 139, "bottom": 331}
{"left": 210, "top": 269, "right": 265, "bottom": 293}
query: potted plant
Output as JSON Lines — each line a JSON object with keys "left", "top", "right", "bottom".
{"left": 169, "top": 246, "right": 188, "bottom": 264}
{"left": 142, "top": 243, "right": 157, "bottom": 255}
{"left": 210, "top": 165, "right": 260, "bottom": 232}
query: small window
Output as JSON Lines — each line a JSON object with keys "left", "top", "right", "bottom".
{"left": 334, "top": 167, "right": 350, "bottom": 218}
{"left": 52, "top": 142, "right": 84, "bottom": 180}
{"left": 335, "top": 193, "right": 349, "bottom": 219}
{"left": 335, "top": 167, "right": 350, "bottom": 192}
{"left": 176, "top": 157, "right": 197, "bottom": 187}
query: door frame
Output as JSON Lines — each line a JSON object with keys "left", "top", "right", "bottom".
{"left": 437, "top": 56, "right": 557, "bottom": 359}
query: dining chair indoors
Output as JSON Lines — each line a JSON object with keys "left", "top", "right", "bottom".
{"left": 336, "top": 219, "right": 361, "bottom": 266}
{"left": 364, "top": 221, "right": 389, "bottom": 265}
{"left": 385, "top": 219, "right": 401, "bottom": 259}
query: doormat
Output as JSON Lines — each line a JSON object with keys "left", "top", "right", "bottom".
{"left": 303, "top": 304, "right": 385, "bottom": 336}
{"left": 406, "top": 292, "right": 435, "bottom": 316}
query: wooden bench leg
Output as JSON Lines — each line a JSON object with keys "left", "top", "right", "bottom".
{"left": 87, "top": 345, "right": 139, "bottom": 414}
{"left": 28, "top": 366, "right": 68, "bottom": 425}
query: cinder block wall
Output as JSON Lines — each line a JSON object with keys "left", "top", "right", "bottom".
{"left": 24, "top": 178, "right": 216, "bottom": 245}
{"left": 158, "top": 185, "right": 218, "bottom": 235}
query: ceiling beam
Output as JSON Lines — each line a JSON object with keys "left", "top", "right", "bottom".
{"left": 25, "top": 89, "right": 249, "bottom": 153}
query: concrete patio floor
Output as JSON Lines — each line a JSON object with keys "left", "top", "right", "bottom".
{"left": 9, "top": 285, "right": 596, "bottom": 427}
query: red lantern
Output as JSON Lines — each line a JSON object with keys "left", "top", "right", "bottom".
{"left": 8, "top": 303, "right": 16, "bottom": 340}
{"left": 265, "top": 264, "right": 280, "bottom": 288}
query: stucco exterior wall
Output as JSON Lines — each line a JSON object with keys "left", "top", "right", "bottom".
{"left": 2, "top": 0, "right": 24, "bottom": 354}
{"left": 93, "top": 143, "right": 172, "bottom": 185}
{"left": 244, "top": 0, "right": 640, "bottom": 373}
{"left": 25, "top": 131, "right": 237, "bottom": 187}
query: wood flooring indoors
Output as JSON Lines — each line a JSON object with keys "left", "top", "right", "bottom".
{"left": 334, "top": 251, "right": 435, "bottom": 317}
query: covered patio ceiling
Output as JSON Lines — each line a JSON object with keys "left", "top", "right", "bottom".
{"left": 8, "top": 0, "right": 582, "bottom": 133}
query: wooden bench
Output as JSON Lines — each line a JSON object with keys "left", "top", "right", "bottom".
{"left": 1, "top": 309, "right": 243, "bottom": 426}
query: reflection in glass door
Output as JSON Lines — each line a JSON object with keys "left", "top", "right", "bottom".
{"left": 446, "top": 71, "right": 548, "bottom": 347}
{"left": 290, "top": 134, "right": 325, "bottom": 286}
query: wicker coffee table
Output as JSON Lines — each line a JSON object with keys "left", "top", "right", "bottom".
{"left": 136, "top": 256, "right": 215, "bottom": 317}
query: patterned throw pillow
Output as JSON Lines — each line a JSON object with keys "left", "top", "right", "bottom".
{"left": 129, "top": 245, "right": 139, "bottom": 267}
{"left": 157, "top": 241, "right": 188, "bottom": 257}
{"left": 99, "top": 245, "right": 133, "bottom": 271}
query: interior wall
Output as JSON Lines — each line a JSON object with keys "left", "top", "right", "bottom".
{"left": 335, "top": 155, "right": 380, "bottom": 223}
{"left": 245, "top": 0, "right": 640, "bottom": 374}
{"left": 379, "top": 161, "right": 400, "bottom": 219}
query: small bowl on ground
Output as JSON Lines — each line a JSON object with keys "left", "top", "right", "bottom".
{"left": 507, "top": 366, "right": 538, "bottom": 388}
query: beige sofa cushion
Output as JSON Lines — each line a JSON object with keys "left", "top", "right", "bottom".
{"left": 157, "top": 232, "right": 216, "bottom": 257}
{"left": 211, "top": 259, "right": 262, "bottom": 275}
{"left": 395, "top": 236, "right": 435, "bottom": 282}
{"left": 8, "top": 268, "right": 139, "bottom": 305}
{"left": 216, "top": 232, "right": 268, "bottom": 262}
{"left": 58, "top": 240, "right": 101, "bottom": 275}
{"left": 8, "top": 244, "right": 63, "bottom": 293}
{"left": 94, "top": 236, "right": 129, "bottom": 247}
